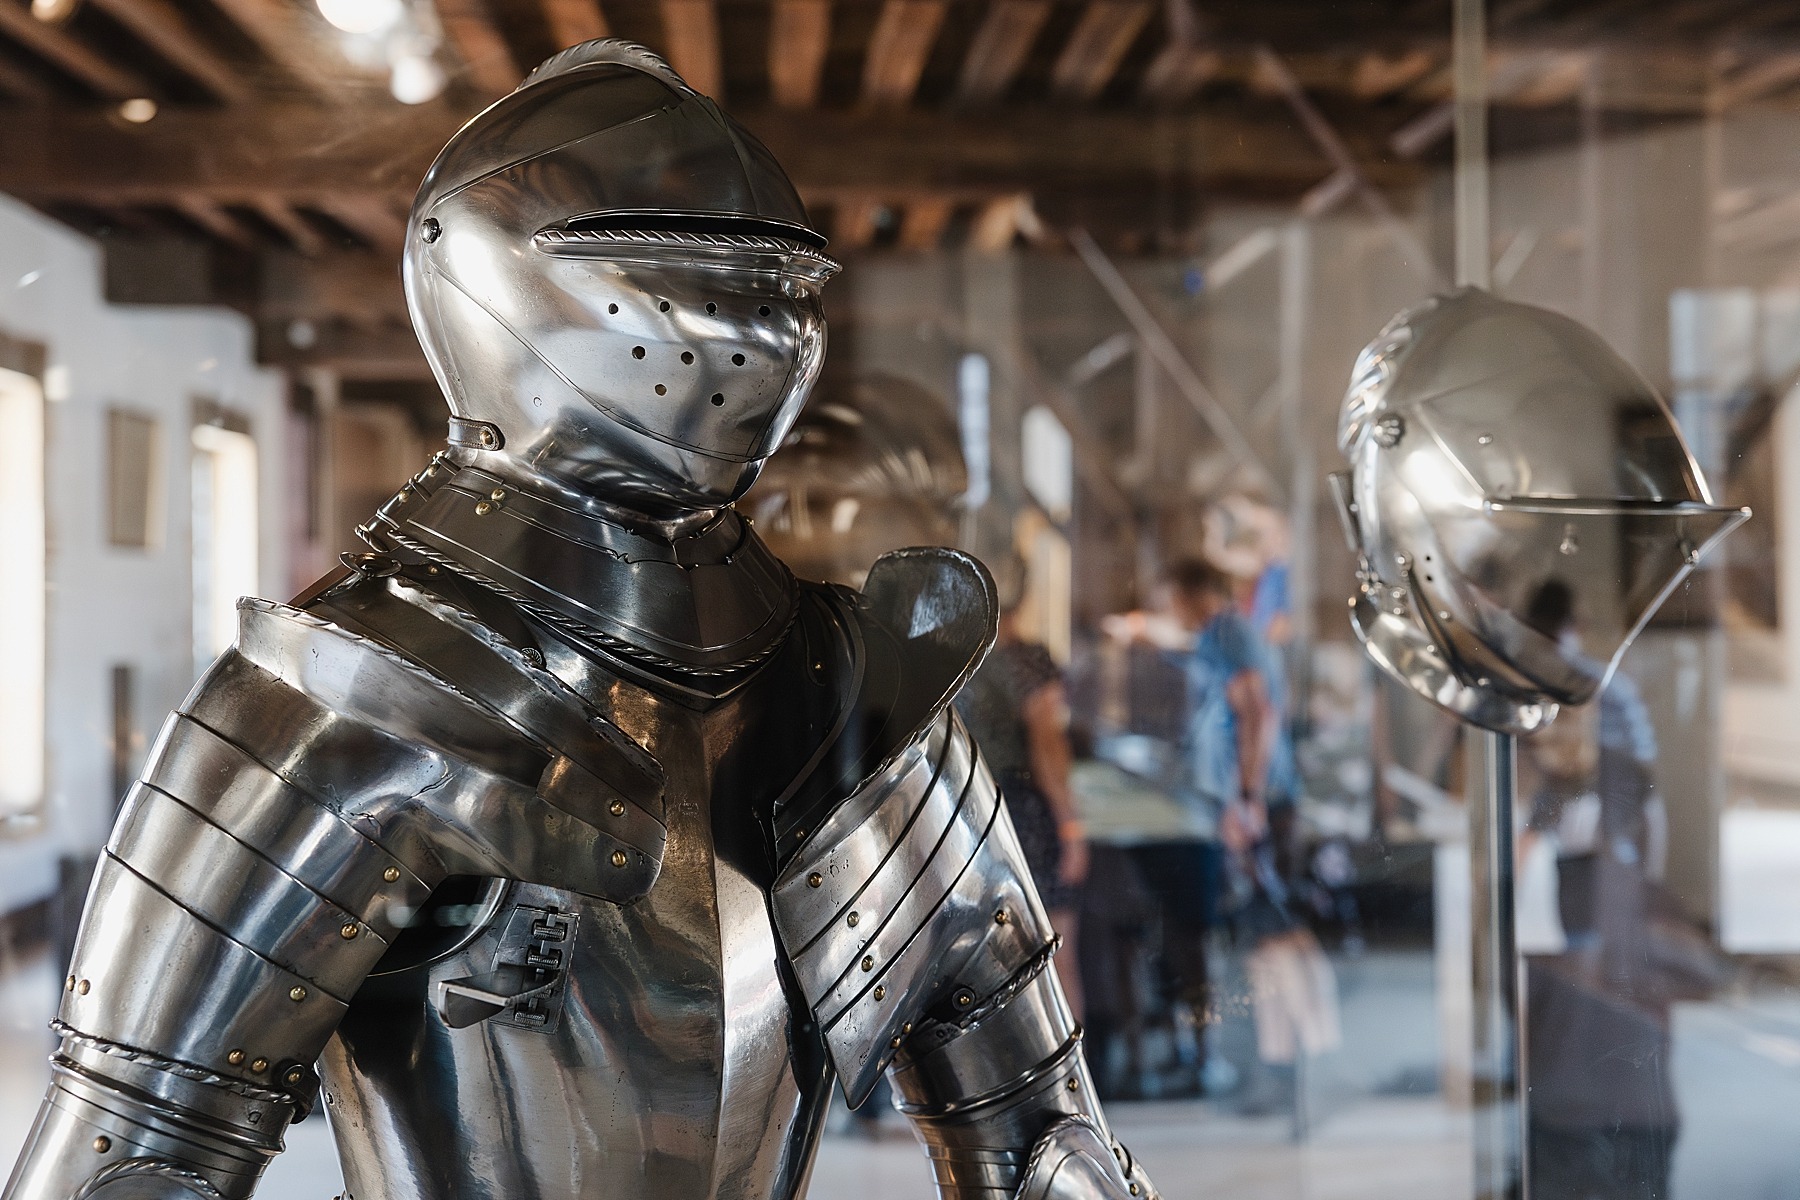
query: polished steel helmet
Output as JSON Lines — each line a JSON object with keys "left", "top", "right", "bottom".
{"left": 404, "top": 39, "right": 839, "bottom": 519}
{"left": 1334, "top": 288, "right": 1748, "bottom": 734}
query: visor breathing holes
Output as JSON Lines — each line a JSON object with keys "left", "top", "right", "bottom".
{"left": 681, "top": 351, "right": 694, "bottom": 364}
{"left": 732, "top": 353, "right": 746, "bottom": 366}
{"left": 608, "top": 303, "right": 619, "bottom": 315}
{"left": 758, "top": 305, "right": 771, "bottom": 316}
{"left": 655, "top": 384, "right": 667, "bottom": 396}
{"left": 706, "top": 303, "right": 717, "bottom": 314}
{"left": 632, "top": 346, "right": 645, "bottom": 359}
{"left": 659, "top": 300, "right": 671, "bottom": 312}
{"left": 711, "top": 393, "right": 725, "bottom": 406}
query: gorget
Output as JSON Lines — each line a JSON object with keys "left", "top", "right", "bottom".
{"left": 363, "top": 456, "right": 797, "bottom": 681}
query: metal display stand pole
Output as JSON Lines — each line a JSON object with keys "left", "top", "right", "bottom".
{"left": 1453, "top": 0, "right": 1527, "bottom": 1196}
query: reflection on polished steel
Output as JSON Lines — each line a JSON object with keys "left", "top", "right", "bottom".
{"left": 3, "top": 40, "right": 1155, "bottom": 1200}
{"left": 750, "top": 372, "right": 969, "bottom": 587}
{"left": 1333, "top": 287, "right": 1748, "bottom": 733}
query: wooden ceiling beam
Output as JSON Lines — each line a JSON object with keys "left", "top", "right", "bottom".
{"left": 659, "top": 0, "right": 723, "bottom": 98}
{"left": 542, "top": 0, "right": 609, "bottom": 49}
{"left": 1348, "top": 49, "right": 1435, "bottom": 100}
{"left": 862, "top": 0, "right": 947, "bottom": 108}
{"left": 834, "top": 197, "right": 886, "bottom": 250}
{"left": 1050, "top": 0, "right": 1153, "bottom": 102}
{"left": 172, "top": 196, "right": 258, "bottom": 248}
{"left": 897, "top": 197, "right": 955, "bottom": 251}
{"left": 319, "top": 196, "right": 410, "bottom": 254}
{"left": 957, "top": 0, "right": 1049, "bottom": 103}
{"left": 1139, "top": 41, "right": 1218, "bottom": 105}
{"left": 251, "top": 196, "right": 327, "bottom": 257}
{"left": 769, "top": 0, "right": 830, "bottom": 108}
{"left": 0, "top": 53, "right": 52, "bottom": 103}
{"left": 208, "top": 0, "right": 354, "bottom": 94}
{"left": 0, "top": 100, "right": 1412, "bottom": 201}
{"left": 436, "top": 0, "right": 523, "bottom": 95}
{"left": 0, "top": 0, "right": 151, "bottom": 99}
{"left": 88, "top": 0, "right": 251, "bottom": 103}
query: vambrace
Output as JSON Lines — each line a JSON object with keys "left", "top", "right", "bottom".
{"left": 890, "top": 964, "right": 1158, "bottom": 1200}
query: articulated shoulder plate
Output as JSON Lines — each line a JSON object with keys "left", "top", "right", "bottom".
{"left": 768, "top": 546, "right": 997, "bottom": 864}
{"left": 296, "top": 562, "right": 668, "bottom": 902}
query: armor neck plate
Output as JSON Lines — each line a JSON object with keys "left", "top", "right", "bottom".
{"left": 365, "top": 457, "right": 798, "bottom": 678}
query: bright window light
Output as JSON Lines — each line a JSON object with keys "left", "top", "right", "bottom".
{"left": 0, "top": 369, "right": 46, "bottom": 817}
{"left": 191, "top": 423, "right": 259, "bottom": 669}
{"left": 317, "top": 0, "right": 403, "bottom": 35}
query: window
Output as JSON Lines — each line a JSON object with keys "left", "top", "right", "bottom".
{"left": 0, "top": 368, "right": 46, "bottom": 819}
{"left": 190, "top": 418, "right": 258, "bottom": 670}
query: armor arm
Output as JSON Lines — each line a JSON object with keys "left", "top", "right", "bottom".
{"left": 4, "top": 574, "right": 661, "bottom": 1200}
{"left": 772, "top": 710, "right": 1156, "bottom": 1200}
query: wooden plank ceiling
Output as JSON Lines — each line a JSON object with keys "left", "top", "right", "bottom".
{"left": 0, "top": 0, "right": 1793, "bottom": 377}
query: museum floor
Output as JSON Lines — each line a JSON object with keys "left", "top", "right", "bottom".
{"left": 3, "top": 940, "right": 1798, "bottom": 1200}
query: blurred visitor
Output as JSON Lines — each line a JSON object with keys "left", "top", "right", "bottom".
{"left": 956, "top": 559, "right": 1090, "bottom": 1016}
{"left": 1166, "top": 558, "right": 1339, "bottom": 1113}
{"left": 1520, "top": 579, "right": 1716, "bottom": 1200}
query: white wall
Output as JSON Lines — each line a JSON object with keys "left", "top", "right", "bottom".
{"left": 0, "top": 194, "right": 285, "bottom": 910}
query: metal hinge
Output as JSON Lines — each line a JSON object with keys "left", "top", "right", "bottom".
{"left": 434, "top": 905, "right": 579, "bottom": 1034}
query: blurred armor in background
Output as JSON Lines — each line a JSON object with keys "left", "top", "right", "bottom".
{"left": 3, "top": 42, "right": 1155, "bottom": 1200}
{"left": 749, "top": 372, "right": 968, "bottom": 588}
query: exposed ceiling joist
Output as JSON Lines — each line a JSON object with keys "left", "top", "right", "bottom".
{"left": 172, "top": 196, "right": 256, "bottom": 248}
{"left": 320, "top": 196, "right": 409, "bottom": 254}
{"left": 1348, "top": 49, "right": 1436, "bottom": 100}
{"left": 1715, "top": 53, "right": 1800, "bottom": 111}
{"left": 0, "top": 0, "right": 150, "bottom": 99}
{"left": 0, "top": 53, "right": 52, "bottom": 103}
{"left": 252, "top": 196, "right": 327, "bottom": 256}
{"left": 659, "top": 0, "right": 724, "bottom": 99}
{"left": 0, "top": 101, "right": 1410, "bottom": 200}
{"left": 88, "top": 0, "right": 250, "bottom": 103}
{"left": 897, "top": 197, "right": 954, "bottom": 251}
{"left": 436, "top": 0, "right": 523, "bottom": 95}
{"left": 541, "top": 0, "right": 610, "bottom": 48}
{"left": 835, "top": 197, "right": 886, "bottom": 249}
{"left": 207, "top": 0, "right": 355, "bottom": 94}
{"left": 862, "top": 0, "right": 948, "bottom": 108}
{"left": 1051, "top": 0, "right": 1153, "bottom": 101}
{"left": 768, "top": 0, "right": 830, "bottom": 107}
{"left": 1139, "top": 41, "right": 1218, "bottom": 105}
{"left": 957, "top": 0, "right": 1050, "bottom": 103}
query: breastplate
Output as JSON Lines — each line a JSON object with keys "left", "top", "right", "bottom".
{"left": 318, "top": 650, "right": 835, "bottom": 1200}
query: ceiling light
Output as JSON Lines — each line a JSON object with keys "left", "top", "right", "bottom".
{"left": 117, "top": 98, "right": 157, "bottom": 124}
{"left": 389, "top": 52, "right": 446, "bottom": 104}
{"left": 316, "top": 0, "right": 403, "bottom": 36}
{"left": 30, "top": 0, "right": 80, "bottom": 23}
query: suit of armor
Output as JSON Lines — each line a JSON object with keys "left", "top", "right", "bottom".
{"left": 4, "top": 41, "right": 1156, "bottom": 1200}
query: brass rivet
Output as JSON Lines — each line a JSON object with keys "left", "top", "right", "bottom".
{"left": 1129, "top": 1185, "right": 1140, "bottom": 1196}
{"left": 289, "top": 986, "right": 307, "bottom": 1002}
{"left": 480, "top": 429, "right": 496, "bottom": 447}
{"left": 339, "top": 923, "right": 359, "bottom": 940}
{"left": 285, "top": 1068, "right": 305, "bottom": 1085}
{"left": 76, "top": 979, "right": 90, "bottom": 995}
{"left": 846, "top": 911, "right": 860, "bottom": 927}
{"left": 92, "top": 1136, "right": 111, "bottom": 1153}
{"left": 890, "top": 1036, "right": 902, "bottom": 1048}
{"left": 995, "top": 909, "right": 1010, "bottom": 925}
{"left": 861, "top": 956, "right": 874, "bottom": 972}
{"left": 474, "top": 501, "right": 492, "bottom": 516}
{"left": 955, "top": 991, "right": 973, "bottom": 1008}
{"left": 383, "top": 866, "right": 401, "bottom": 883}
{"left": 902, "top": 1022, "right": 912, "bottom": 1034}
{"left": 611, "top": 850, "right": 628, "bottom": 868}
{"left": 490, "top": 488, "right": 505, "bottom": 500}
{"left": 227, "top": 1049, "right": 245, "bottom": 1066}
{"left": 806, "top": 872, "right": 823, "bottom": 888}
{"left": 872, "top": 985, "right": 886, "bottom": 1001}
{"left": 250, "top": 1058, "right": 269, "bottom": 1073}
{"left": 424, "top": 465, "right": 437, "bottom": 477}
{"left": 427, "top": 565, "right": 440, "bottom": 575}
{"left": 609, "top": 800, "right": 625, "bottom": 817}
{"left": 1067, "top": 1078, "right": 1080, "bottom": 1091}
{"left": 64, "top": 976, "right": 74, "bottom": 992}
